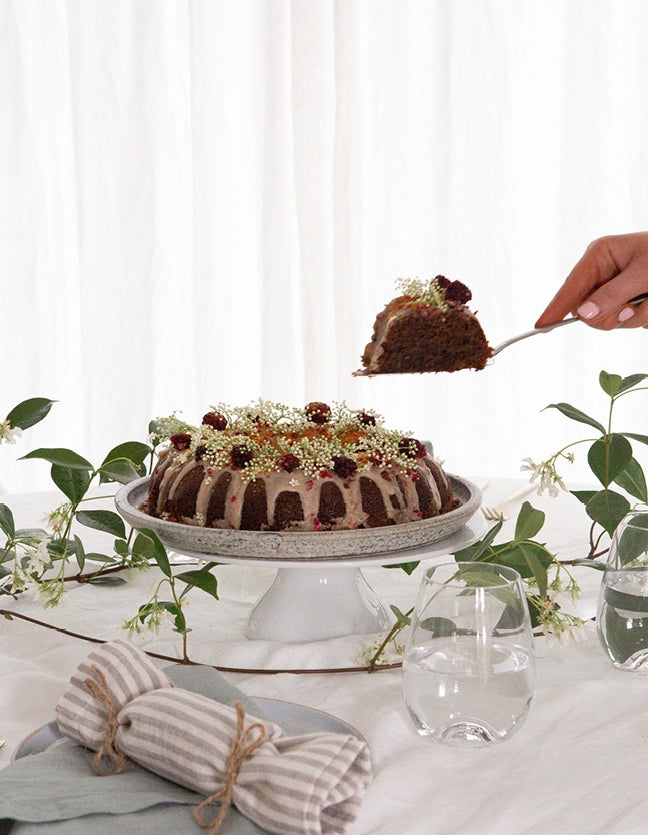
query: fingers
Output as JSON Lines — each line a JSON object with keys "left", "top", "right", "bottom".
{"left": 535, "top": 236, "right": 619, "bottom": 328}
{"left": 575, "top": 266, "right": 648, "bottom": 329}
{"left": 535, "top": 232, "right": 648, "bottom": 329}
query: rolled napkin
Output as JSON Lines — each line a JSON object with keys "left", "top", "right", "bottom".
{"left": 55, "top": 641, "right": 372, "bottom": 835}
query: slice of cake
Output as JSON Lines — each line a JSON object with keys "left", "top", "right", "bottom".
{"left": 358, "top": 276, "right": 493, "bottom": 374}
{"left": 144, "top": 400, "right": 459, "bottom": 532}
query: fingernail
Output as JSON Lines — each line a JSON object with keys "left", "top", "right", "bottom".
{"left": 577, "top": 301, "right": 600, "bottom": 320}
{"left": 618, "top": 307, "right": 636, "bottom": 323}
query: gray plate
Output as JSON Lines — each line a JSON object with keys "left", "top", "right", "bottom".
{"left": 115, "top": 474, "right": 481, "bottom": 559}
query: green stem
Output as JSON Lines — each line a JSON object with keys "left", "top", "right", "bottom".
{"left": 368, "top": 607, "right": 413, "bottom": 671}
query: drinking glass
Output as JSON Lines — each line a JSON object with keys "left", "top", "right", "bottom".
{"left": 597, "top": 510, "right": 648, "bottom": 672}
{"left": 402, "top": 561, "right": 536, "bottom": 745}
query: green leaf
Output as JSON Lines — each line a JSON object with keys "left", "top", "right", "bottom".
{"left": 74, "top": 534, "right": 85, "bottom": 572}
{"left": 83, "top": 552, "right": 115, "bottom": 563}
{"left": 98, "top": 460, "right": 141, "bottom": 485}
{"left": 614, "top": 457, "right": 648, "bottom": 503}
{"left": 484, "top": 541, "right": 554, "bottom": 584}
{"left": 599, "top": 371, "right": 623, "bottom": 397}
{"left": 615, "top": 513, "right": 648, "bottom": 567}
{"left": 418, "top": 616, "right": 471, "bottom": 636}
{"left": 543, "top": 402, "right": 606, "bottom": 434}
{"left": 75, "top": 510, "right": 126, "bottom": 539}
{"left": 175, "top": 568, "right": 219, "bottom": 600}
{"left": 571, "top": 489, "right": 598, "bottom": 505}
{"left": 588, "top": 434, "right": 633, "bottom": 487}
{"left": 5, "top": 397, "right": 55, "bottom": 430}
{"left": 50, "top": 464, "right": 91, "bottom": 503}
{"left": 383, "top": 561, "right": 420, "bottom": 575}
{"left": 389, "top": 604, "right": 412, "bottom": 627}
{"left": 621, "top": 432, "right": 648, "bottom": 447}
{"left": 617, "top": 373, "right": 648, "bottom": 395}
{"left": 454, "top": 519, "right": 504, "bottom": 562}
{"left": 101, "top": 441, "right": 151, "bottom": 469}
{"left": 87, "top": 575, "right": 127, "bottom": 586}
{"left": 0, "top": 504, "right": 15, "bottom": 539}
{"left": 136, "top": 528, "right": 171, "bottom": 578}
{"left": 517, "top": 541, "right": 548, "bottom": 598}
{"left": 15, "top": 527, "right": 49, "bottom": 539}
{"left": 99, "top": 442, "right": 151, "bottom": 484}
{"left": 585, "top": 490, "right": 631, "bottom": 536}
{"left": 514, "top": 501, "right": 545, "bottom": 541}
{"left": 20, "top": 448, "right": 93, "bottom": 470}
{"left": 114, "top": 539, "right": 130, "bottom": 557}
{"left": 572, "top": 558, "right": 607, "bottom": 570}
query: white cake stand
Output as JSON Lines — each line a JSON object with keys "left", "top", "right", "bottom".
{"left": 116, "top": 476, "right": 485, "bottom": 643}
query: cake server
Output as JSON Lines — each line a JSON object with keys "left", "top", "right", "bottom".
{"left": 491, "top": 292, "right": 648, "bottom": 357}
{"left": 354, "top": 292, "right": 648, "bottom": 375}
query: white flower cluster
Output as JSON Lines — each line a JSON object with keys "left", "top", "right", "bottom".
{"left": 520, "top": 457, "right": 568, "bottom": 498}
{"left": 0, "top": 419, "right": 22, "bottom": 446}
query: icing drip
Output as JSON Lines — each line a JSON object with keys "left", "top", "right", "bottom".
{"left": 155, "top": 454, "right": 444, "bottom": 531}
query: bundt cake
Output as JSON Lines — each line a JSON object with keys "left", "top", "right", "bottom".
{"left": 144, "top": 400, "right": 459, "bottom": 532}
{"left": 359, "top": 276, "right": 493, "bottom": 374}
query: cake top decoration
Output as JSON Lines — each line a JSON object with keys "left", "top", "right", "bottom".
{"left": 395, "top": 275, "right": 473, "bottom": 309}
{"left": 150, "top": 399, "right": 429, "bottom": 482}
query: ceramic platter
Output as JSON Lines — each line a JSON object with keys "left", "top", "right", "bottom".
{"left": 115, "top": 474, "right": 482, "bottom": 563}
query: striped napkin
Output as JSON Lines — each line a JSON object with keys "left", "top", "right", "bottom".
{"left": 55, "top": 641, "right": 371, "bottom": 835}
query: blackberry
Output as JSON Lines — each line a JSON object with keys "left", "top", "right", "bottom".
{"left": 398, "top": 437, "right": 427, "bottom": 460}
{"left": 358, "top": 411, "right": 376, "bottom": 426}
{"left": 202, "top": 412, "right": 228, "bottom": 431}
{"left": 195, "top": 445, "right": 207, "bottom": 461}
{"left": 170, "top": 433, "right": 192, "bottom": 451}
{"left": 435, "top": 275, "right": 452, "bottom": 289}
{"left": 445, "top": 280, "right": 472, "bottom": 305}
{"left": 333, "top": 455, "right": 358, "bottom": 479}
{"left": 305, "top": 402, "right": 332, "bottom": 424}
{"left": 277, "top": 453, "right": 300, "bottom": 473}
{"left": 230, "top": 445, "right": 254, "bottom": 469}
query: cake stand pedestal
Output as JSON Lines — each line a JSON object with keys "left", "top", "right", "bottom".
{"left": 245, "top": 566, "right": 392, "bottom": 642}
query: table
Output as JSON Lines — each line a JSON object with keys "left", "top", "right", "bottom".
{"left": 1, "top": 479, "right": 646, "bottom": 834}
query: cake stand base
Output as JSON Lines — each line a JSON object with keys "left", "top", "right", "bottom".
{"left": 245, "top": 567, "right": 392, "bottom": 643}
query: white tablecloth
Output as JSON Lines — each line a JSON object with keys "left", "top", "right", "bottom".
{"left": 0, "top": 479, "right": 645, "bottom": 834}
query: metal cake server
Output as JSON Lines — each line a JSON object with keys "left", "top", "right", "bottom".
{"left": 491, "top": 292, "right": 648, "bottom": 357}
{"left": 355, "top": 292, "right": 648, "bottom": 375}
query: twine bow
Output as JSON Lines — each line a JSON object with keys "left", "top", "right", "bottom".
{"left": 83, "top": 665, "right": 127, "bottom": 776}
{"left": 195, "top": 700, "right": 268, "bottom": 834}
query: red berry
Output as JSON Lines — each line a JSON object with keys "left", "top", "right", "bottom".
{"left": 398, "top": 437, "right": 427, "bottom": 460}
{"left": 231, "top": 445, "right": 254, "bottom": 469}
{"left": 170, "top": 433, "right": 192, "bottom": 451}
{"left": 277, "top": 453, "right": 300, "bottom": 473}
{"left": 202, "top": 412, "right": 227, "bottom": 430}
{"left": 305, "top": 402, "right": 332, "bottom": 424}
{"left": 358, "top": 411, "right": 376, "bottom": 426}
{"left": 333, "top": 456, "right": 358, "bottom": 479}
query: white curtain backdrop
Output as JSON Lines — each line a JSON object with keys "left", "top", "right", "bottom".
{"left": 2, "top": 0, "right": 648, "bottom": 493}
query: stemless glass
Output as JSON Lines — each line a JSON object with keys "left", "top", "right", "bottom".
{"left": 597, "top": 510, "right": 648, "bottom": 672}
{"left": 402, "top": 561, "right": 536, "bottom": 745}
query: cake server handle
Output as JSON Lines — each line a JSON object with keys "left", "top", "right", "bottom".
{"left": 491, "top": 292, "right": 648, "bottom": 357}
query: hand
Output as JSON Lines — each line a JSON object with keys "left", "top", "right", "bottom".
{"left": 535, "top": 232, "right": 648, "bottom": 330}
